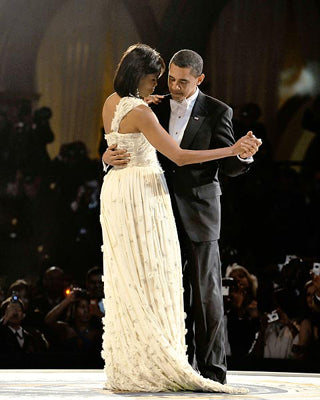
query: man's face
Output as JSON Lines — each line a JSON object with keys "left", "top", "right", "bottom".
{"left": 168, "top": 63, "right": 204, "bottom": 102}
{"left": 44, "top": 268, "right": 65, "bottom": 296}
{"left": 6, "top": 303, "right": 25, "bottom": 326}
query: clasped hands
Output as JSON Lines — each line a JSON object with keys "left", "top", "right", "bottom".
{"left": 234, "top": 131, "right": 262, "bottom": 159}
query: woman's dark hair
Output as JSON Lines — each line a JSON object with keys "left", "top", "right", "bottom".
{"left": 114, "top": 43, "right": 165, "bottom": 98}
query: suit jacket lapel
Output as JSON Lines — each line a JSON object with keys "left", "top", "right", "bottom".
{"left": 155, "top": 95, "right": 171, "bottom": 131}
{"left": 180, "top": 91, "right": 207, "bottom": 149}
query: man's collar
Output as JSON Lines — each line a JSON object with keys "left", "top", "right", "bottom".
{"left": 170, "top": 88, "right": 199, "bottom": 109}
{"left": 185, "top": 87, "right": 199, "bottom": 106}
{"left": 8, "top": 326, "right": 23, "bottom": 335}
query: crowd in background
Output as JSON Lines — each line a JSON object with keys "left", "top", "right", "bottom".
{"left": 0, "top": 97, "right": 320, "bottom": 370}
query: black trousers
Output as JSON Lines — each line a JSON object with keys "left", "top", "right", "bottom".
{"left": 181, "top": 236, "right": 227, "bottom": 384}
{"left": 167, "top": 184, "right": 227, "bottom": 384}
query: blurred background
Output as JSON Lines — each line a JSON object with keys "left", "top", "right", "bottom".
{"left": 0, "top": 0, "right": 320, "bottom": 371}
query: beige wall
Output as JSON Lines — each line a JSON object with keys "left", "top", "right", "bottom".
{"left": 35, "top": 0, "right": 140, "bottom": 158}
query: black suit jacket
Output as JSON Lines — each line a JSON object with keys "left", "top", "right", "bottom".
{"left": 0, "top": 323, "right": 37, "bottom": 354}
{"left": 152, "top": 91, "right": 250, "bottom": 242}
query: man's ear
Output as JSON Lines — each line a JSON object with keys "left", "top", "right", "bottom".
{"left": 197, "top": 73, "right": 205, "bottom": 86}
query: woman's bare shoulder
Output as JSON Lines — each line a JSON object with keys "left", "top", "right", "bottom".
{"left": 133, "top": 103, "right": 153, "bottom": 116}
{"left": 103, "top": 92, "right": 120, "bottom": 112}
{"left": 129, "top": 104, "right": 159, "bottom": 132}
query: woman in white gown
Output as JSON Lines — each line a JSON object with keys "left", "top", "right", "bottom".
{"left": 100, "top": 44, "right": 256, "bottom": 393}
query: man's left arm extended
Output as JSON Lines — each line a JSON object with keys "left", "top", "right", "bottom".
{"left": 211, "top": 107, "right": 261, "bottom": 177}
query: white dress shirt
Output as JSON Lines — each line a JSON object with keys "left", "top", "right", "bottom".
{"left": 169, "top": 88, "right": 199, "bottom": 145}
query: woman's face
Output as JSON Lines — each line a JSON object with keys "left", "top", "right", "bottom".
{"left": 230, "top": 269, "right": 250, "bottom": 291}
{"left": 138, "top": 73, "right": 158, "bottom": 98}
{"left": 75, "top": 299, "right": 90, "bottom": 323}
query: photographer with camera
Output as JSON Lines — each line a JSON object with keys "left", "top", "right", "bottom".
{"left": 7, "top": 104, "right": 54, "bottom": 180}
{"left": 7, "top": 101, "right": 33, "bottom": 174}
{"left": 44, "top": 287, "right": 102, "bottom": 353}
{"left": 291, "top": 263, "right": 320, "bottom": 364}
{"left": 292, "top": 278, "right": 320, "bottom": 362}
{"left": 311, "top": 263, "right": 320, "bottom": 311}
{"left": 0, "top": 111, "right": 12, "bottom": 169}
{"left": 0, "top": 294, "right": 47, "bottom": 356}
{"left": 6, "top": 279, "right": 42, "bottom": 332}
{"left": 85, "top": 266, "right": 104, "bottom": 321}
{"left": 251, "top": 287, "right": 299, "bottom": 360}
{"left": 223, "top": 264, "right": 260, "bottom": 359}
{"left": 31, "top": 107, "right": 54, "bottom": 171}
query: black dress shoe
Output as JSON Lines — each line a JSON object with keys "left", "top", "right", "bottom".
{"left": 200, "top": 370, "right": 227, "bottom": 385}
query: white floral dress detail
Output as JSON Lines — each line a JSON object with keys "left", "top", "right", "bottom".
{"left": 100, "top": 96, "right": 247, "bottom": 394}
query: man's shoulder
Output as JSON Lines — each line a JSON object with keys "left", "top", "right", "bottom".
{"left": 197, "top": 91, "right": 231, "bottom": 114}
{"left": 0, "top": 324, "right": 14, "bottom": 339}
{"left": 0, "top": 322, "right": 7, "bottom": 334}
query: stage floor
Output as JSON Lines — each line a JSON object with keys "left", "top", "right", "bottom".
{"left": 0, "top": 369, "right": 319, "bottom": 399}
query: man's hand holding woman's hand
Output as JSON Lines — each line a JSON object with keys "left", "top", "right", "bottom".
{"left": 232, "top": 131, "right": 262, "bottom": 157}
{"left": 238, "top": 131, "right": 262, "bottom": 159}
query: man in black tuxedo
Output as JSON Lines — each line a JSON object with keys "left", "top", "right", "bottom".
{"left": 103, "top": 49, "right": 260, "bottom": 384}
{"left": 0, "top": 298, "right": 38, "bottom": 354}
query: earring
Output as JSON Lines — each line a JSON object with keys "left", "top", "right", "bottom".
{"left": 136, "top": 88, "right": 140, "bottom": 98}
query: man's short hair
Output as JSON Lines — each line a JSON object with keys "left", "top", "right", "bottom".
{"left": 170, "top": 49, "right": 203, "bottom": 77}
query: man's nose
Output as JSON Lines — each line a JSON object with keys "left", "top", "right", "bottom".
{"left": 170, "top": 82, "right": 179, "bottom": 90}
